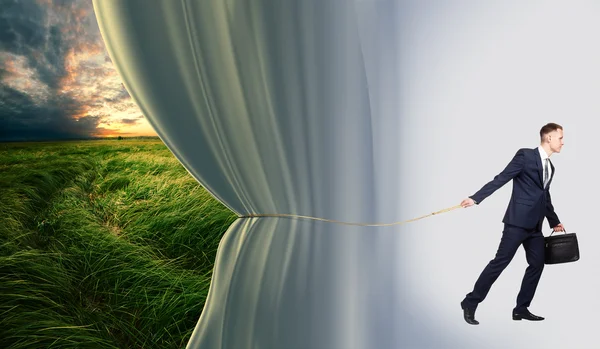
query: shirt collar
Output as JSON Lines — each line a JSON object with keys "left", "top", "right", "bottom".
{"left": 538, "top": 145, "right": 550, "bottom": 161}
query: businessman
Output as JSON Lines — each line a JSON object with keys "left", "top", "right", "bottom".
{"left": 459, "top": 123, "right": 565, "bottom": 325}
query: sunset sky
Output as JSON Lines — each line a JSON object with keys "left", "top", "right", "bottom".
{"left": 0, "top": 0, "right": 157, "bottom": 141}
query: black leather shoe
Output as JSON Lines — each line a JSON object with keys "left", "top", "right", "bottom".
{"left": 462, "top": 307, "right": 479, "bottom": 325}
{"left": 512, "top": 309, "right": 544, "bottom": 321}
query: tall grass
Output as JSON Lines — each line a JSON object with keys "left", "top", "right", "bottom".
{"left": 0, "top": 139, "right": 236, "bottom": 348}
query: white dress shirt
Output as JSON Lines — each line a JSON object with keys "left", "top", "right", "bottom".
{"left": 538, "top": 145, "right": 552, "bottom": 187}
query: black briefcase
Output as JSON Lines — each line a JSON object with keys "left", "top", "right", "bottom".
{"left": 544, "top": 230, "right": 580, "bottom": 264}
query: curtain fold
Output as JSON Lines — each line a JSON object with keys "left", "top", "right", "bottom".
{"left": 92, "top": 1, "right": 448, "bottom": 348}
{"left": 93, "top": 0, "right": 388, "bottom": 222}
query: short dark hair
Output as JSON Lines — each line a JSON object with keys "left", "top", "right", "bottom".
{"left": 540, "top": 123, "right": 563, "bottom": 141}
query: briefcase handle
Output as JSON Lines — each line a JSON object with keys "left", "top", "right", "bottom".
{"left": 549, "top": 229, "right": 568, "bottom": 236}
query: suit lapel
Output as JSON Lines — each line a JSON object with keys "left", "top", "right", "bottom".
{"left": 534, "top": 148, "right": 544, "bottom": 187}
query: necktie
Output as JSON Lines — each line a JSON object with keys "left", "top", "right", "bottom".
{"left": 543, "top": 158, "right": 549, "bottom": 187}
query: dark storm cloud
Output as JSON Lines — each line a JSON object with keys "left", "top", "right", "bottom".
{"left": 0, "top": 0, "right": 69, "bottom": 89}
{"left": 0, "top": 0, "right": 47, "bottom": 52}
{"left": 119, "top": 118, "right": 140, "bottom": 125}
{"left": 0, "top": 84, "right": 104, "bottom": 141}
{"left": 0, "top": 64, "right": 7, "bottom": 80}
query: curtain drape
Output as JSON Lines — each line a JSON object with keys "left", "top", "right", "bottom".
{"left": 93, "top": 1, "right": 452, "bottom": 348}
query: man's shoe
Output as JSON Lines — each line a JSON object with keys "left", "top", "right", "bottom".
{"left": 512, "top": 309, "right": 544, "bottom": 321}
{"left": 462, "top": 307, "right": 479, "bottom": 325}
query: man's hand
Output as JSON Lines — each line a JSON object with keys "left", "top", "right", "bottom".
{"left": 553, "top": 223, "right": 566, "bottom": 232}
{"left": 461, "top": 198, "right": 476, "bottom": 208}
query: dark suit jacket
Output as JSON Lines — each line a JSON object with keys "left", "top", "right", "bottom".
{"left": 469, "top": 147, "right": 560, "bottom": 230}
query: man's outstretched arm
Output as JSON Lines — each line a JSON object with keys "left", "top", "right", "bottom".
{"left": 461, "top": 148, "right": 525, "bottom": 207}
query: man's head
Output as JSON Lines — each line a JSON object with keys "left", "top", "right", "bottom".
{"left": 540, "top": 123, "right": 564, "bottom": 154}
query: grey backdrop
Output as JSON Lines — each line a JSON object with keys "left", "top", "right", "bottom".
{"left": 395, "top": 1, "right": 598, "bottom": 347}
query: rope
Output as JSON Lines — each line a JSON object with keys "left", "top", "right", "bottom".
{"left": 238, "top": 204, "right": 464, "bottom": 227}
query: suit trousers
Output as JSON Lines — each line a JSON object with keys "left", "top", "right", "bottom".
{"left": 461, "top": 221, "right": 545, "bottom": 312}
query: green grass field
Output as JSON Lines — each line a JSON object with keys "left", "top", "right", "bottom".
{"left": 0, "top": 138, "right": 237, "bottom": 348}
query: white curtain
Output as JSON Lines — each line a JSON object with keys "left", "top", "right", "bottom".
{"left": 93, "top": 1, "right": 453, "bottom": 348}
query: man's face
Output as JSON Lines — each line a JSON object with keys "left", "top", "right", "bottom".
{"left": 548, "top": 129, "right": 564, "bottom": 153}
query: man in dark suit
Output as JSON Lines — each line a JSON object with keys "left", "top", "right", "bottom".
{"left": 459, "top": 123, "right": 566, "bottom": 325}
